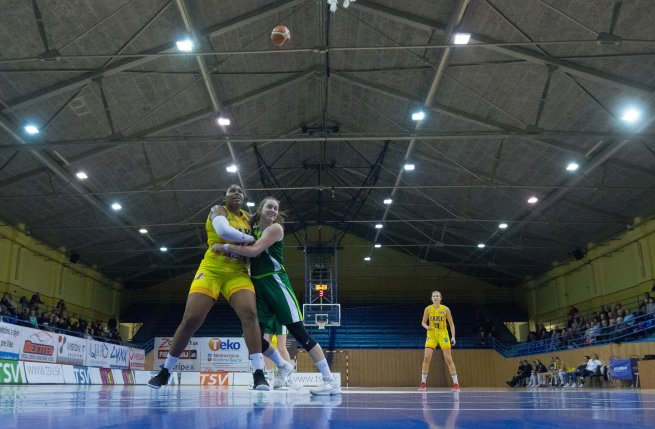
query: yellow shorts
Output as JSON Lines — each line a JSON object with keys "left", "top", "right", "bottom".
{"left": 425, "top": 330, "right": 451, "bottom": 350}
{"left": 188, "top": 263, "right": 254, "bottom": 301}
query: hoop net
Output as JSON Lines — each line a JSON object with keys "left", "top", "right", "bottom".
{"left": 317, "top": 320, "right": 327, "bottom": 330}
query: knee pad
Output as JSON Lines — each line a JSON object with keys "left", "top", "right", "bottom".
{"left": 287, "top": 321, "right": 317, "bottom": 351}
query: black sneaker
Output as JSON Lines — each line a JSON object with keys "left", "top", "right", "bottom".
{"left": 147, "top": 367, "right": 171, "bottom": 389}
{"left": 253, "top": 369, "right": 270, "bottom": 391}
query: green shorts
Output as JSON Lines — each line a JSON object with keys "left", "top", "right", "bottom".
{"left": 254, "top": 271, "right": 303, "bottom": 327}
{"left": 263, "top": 317, "right": 288, "bottom": 335}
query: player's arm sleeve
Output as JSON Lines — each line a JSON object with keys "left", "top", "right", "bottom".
{"left": 225, "top": 224, "right": 284, "bottom": 257}
{"left": 211, "top": 215, "right": 255, "bottom": 243}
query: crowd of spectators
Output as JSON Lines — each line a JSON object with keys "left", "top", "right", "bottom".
{"left": 506, "top": 353, "right": 608, "bottom": 388}
{"left": 0, "top": 291, "right": 121, "bottom": 342}
{"left": 524, "top": 292, "right": 655, "bottom": 351}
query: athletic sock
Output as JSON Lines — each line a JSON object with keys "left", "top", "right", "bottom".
{"left": 263, "top": 347, "right": 290, "bottom": 368}
{"left": 451, "top": 373, "right": 459, "bottom": 384}
{"left": 315, "top": 358, "right": 332, "bottom": 379}
{"left": 164, "top": 355, "right": 178, "bottom": 372}
{"left": 250, "top": 353, "right": 265, "bottom": 371}
{"left": 421, "top": 372, "right": 428, "bottom": 383}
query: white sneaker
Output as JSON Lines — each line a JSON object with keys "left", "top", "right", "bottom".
{"left": 273, "top": 363, "right": 294, "bottom": 389}
{"left": 310, "top": 376, "right": 342, "bottom": 396}
{"left": 578, "top": 383, "right": 584, "bottom": 388}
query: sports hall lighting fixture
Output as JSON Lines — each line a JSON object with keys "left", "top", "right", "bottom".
{"left": 160, "top": 247, "right": 168, "bottom": 252}
{"left": 403, "top": 163, "right": 415, "bottom": 171}
{"left": 75, "top": 171, "right": 88, "bottom": 180}
{"left": 24, "top": 124, "right": 39, "bottom": 135}
{"left": 477, "top": 243, "right": 486, "bottom": 248}
{"left": 176, "top": 39, "right": 194, "bottom": 52}
{"left": 374, "top": 244, "right": 381, "bottom": 248}
{"left": 246, "top": 202, "right": 255, "bottom": 207}
{"left": 375, "top": 224, "right": 383, "bottom": 229}
{"left": 110, "top": 202, "right": 122, "bottom": 211}
{"left": 498, "top": 223, "right": 508, "bottom": 230}
{"left": 566, "top": 162, "right": 579, "bottom": 172}
{"left": 139, "top": 228, "right": 148, "bottom": 234}
{"left": 411, "top": 111, "right": 426, "bottom": 121}
{"left": 226, "top": 164, "right": 238, "bottom": 173}
{"left": 453, "top": 33, "right": 471, "bottom": 45}
{"left": 383, "top": 198, "right": 393, "bottom": 205}
{"left": 527, "top": 196, "right": 539, "bottom": 204}
{"left": 364, "top": 257, "right": 371, "bottom": 261}
{"left": 217, "top": 117, "right": 231, "bottom": 126}
{"left": 621, "top": 107, "right": 641, "bottom": 123}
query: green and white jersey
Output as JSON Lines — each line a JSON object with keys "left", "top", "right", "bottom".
{"left": 250, "top": 227, "right": 285, "bottom": 278}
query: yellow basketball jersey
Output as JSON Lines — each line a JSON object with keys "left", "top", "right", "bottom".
{"left": 201, "top": 206, "right": 251, "bottom": 267}
{"left": 427, "top": 304, "right": 448, "bottom": 331}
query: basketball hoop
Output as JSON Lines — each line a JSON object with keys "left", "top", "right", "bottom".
{"left": 317, "top": 320, "right": 327, "bottom": 330}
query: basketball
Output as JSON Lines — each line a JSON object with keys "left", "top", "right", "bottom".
{"left": 271, "top": 25, "right": 290, "bottom": 47}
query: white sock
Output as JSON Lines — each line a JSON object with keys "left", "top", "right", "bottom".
{"left": 315, "top": 358, "right": 332, "bottom": 379}
{"left": 451, "top": 373, "right": 458, "bottom": 384}
{"left": 250, "top": 353, "right": 265, "bottom": 371}
{"left": 421, "top": 372, "right": 428, "bottom": 383}
{"left": 263, "top": 347, "right": 290, "bottom": 368}
{"left": 164, "top": 355, "right": 178, "bottom": 372}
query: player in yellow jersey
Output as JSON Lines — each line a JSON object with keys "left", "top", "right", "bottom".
{"left": 419, "top": 290, "right": 459, "bottom": 391}
{"left": 148, "top": 184, "right": 271, "bottom": 390}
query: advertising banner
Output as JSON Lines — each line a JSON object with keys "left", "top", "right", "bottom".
{"left": 86, "top": 340, "right": 110, "bottom": 368}
{"left": 23, "top": 361, "right": 65, "bottom": 383}
{"left": 19, "top": 327, "right": 58, "bottom": 363}
{"left": 0, "top": 358, "right": 26, "bottom": 384}
{"left": 61, "top": 365, "right": 101, "bottom": 384}
{"left": 128, "top": 348, "right": 145, "bottom": 370}
{"left": 200, "top": 337, "right": 249, "bottom": 372}
{"left": 199, "top": 371, "right": 231, "bottom": 386}
{"left": 154, "top": 337, "right": 200, "bottom": 371}
{"left": 108, "top": 344, "right": 130, "bottom": 368}
{"left": 0, "top": 322, "right": 21, "bottom": 360}
{"left": 610, "top": 358, "right": 638, "bottom": 380}
{"left": 56, "top": 334, "right": 87, "bottom": 366}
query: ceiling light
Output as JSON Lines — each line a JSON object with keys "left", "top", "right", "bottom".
{"left": 111, "top": 202, "right": 122, "bottom": 211}
{"left": 217, "top": 117, "right": 231, "bottom": 126}
{"left": 498, "top": 223, "right": 508, "bottom": 230}
{"left": 24, "top": 125, "right": 39, "bottom": 135}
{"left": 374, "top": 244, "right": 381, "bottom": 248}
{"left": 403, "top": 163, "right": 415, "bottom": 171}
{"left": 75, "top": 171, "right": 88, "bottom": 180}
{"left": 176, "top": 39, "right": 194, "bottom": 52}
{"left": 139, "top": 228, "right": 148, "bottom": 234}
{"left": 246, "top": 202, "right": 255, "bottom": 207}
{"left": 364, "top": 256, "right": 371, "bottom": 261}
{"left": 160, "top": 247, "right": 168, "bottom": 252}
{"left": 527, "top": 196, "right": 538, "bottom": 204}
{"left": 375, "top": 223, "right": 383, "bottom": 229}
{"left": 621, "top": 107, "right": 641, "bottom": 123}
{"left": 566, "top": 162, "right": 579, "bottom": 172}
{"left": 453, "top": 33, "right": 471, "bottom": 45}
{"left": 477, "top": 243, "right": 486, "bottom": 248}
{"left": 411, "top": 111, "right": 425, "bottom": 121}
{"left": 226, "top": 164, "right": 238, "bottom": 173}
{"left": 383, "top": 198, "right": 393, "bottom": 205}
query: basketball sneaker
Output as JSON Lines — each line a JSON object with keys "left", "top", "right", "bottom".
{"left": 310, "top": 376, "right": 342, "bottom": 395}
{"left": 452, "top": 383, "right": 460, "bottom": 391}
{"left": 418, "top": 381, "right": 427, "bottom": 391}
{"left": 273, "top": 362, "right": 294, "bottom": 389}
{"left": 147, "top": 367, "right": 170, "bottom": 389}
{"left": 253, "top": 369, "right": 271, "bottom": 391}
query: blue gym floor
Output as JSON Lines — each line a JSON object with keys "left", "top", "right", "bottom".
{"left": 1, "top": 386, "right": 653, "bottom": 428}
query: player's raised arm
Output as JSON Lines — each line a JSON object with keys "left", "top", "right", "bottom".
{"left": 209, "top": 205, "right": 254, "bottom": 243}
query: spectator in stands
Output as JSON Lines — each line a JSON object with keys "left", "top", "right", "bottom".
{"left": 527, "top": 360, "right": 539, "bottom": 387}
{"left": 559, "top": 359, "right": 577, "bottom": 387}
{"left": 1, "top": 293, "right": 17, "bottom": 314}
{"left": 577, "top": 354, "right": 603, "bottom": 387}
{"left": 28, "top": 309, "right": 38, "bottom": 328}
{"left": 29, "top": 292, "right": 43, "bottom": 308}
{"left": 638, "top": 293, "right": 651, "bottom": 314}
{"left": 56, "top": 298, "right": 66, "bottom": 314}
{"left": 18, "top": 295, "right": 29, "bottom": 309}
{"left": 646, "top": 297, "right": 655, "bottom": 317}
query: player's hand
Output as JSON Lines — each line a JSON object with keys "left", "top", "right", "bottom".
{"left": 211, "top": 243, "right": 223, "bottom": 253}
{"left": 451, "top": 338, "right": 456, "bottom": 346}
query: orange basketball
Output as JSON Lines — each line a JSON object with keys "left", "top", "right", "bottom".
{"left": 271, "top": 25, "right": 291, "bottom": 47}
